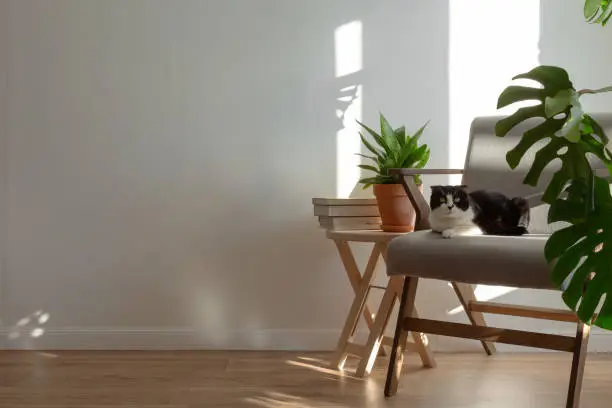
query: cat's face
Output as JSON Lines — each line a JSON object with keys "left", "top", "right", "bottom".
{"left": 430, "top": 185, "right": 470, "bottom": 215}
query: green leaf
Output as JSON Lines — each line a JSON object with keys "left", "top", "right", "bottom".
{"left": 594, "top": 287, "right": 612, "bottom": 327}
{"left": 355, "top": 153, "right": 378, "bottom": 162}
{"left": 359, "top": 133, "right": 383, "bottom": 159}
{"left": 585, "top": 0, "right": 601, "bottom": 20}
{"left": 415, "top": 148, "right": 430, "bottom": 169}
{"left": 551, "top": 240, "right": 590, "bottom": 287}
{"left": 403, "top": 145, "right": 428, "bottom": 168}
{"left": 358, "top": 164, "right": 379, "bottom": 173}
{"left": 411, "top": 120, "right": 429, "bottom": 144}
{"left": 545, "top": 89, "right": 574, "bottom": 118}
{"left": 512, "top": 65, "right": 573, "bottom": 92}
{"left": 380, "top": 113, "right": 400, "bottom": 152}
{"left": 394, "top": 126, "right": 406, "bottom": 148}
{"left": 495, "top": 105, "right": 545, "bottom": 137}
{"left": 583, "top": 0, "right": 612, "bottom": 25}
{"left": 561, "top": 257, "right": 596, "bottom": 309}
{"left": 543, "top": 171, "right": 570, "bottom": 204}
{"left": 523, "top": 138, "right": 565, "bottom": 186}
{"left": 603, "top": 7, "right": 612, "bottom": 25}
{"left": 497, "top": 86, "right": 545, "bottom": 109}
{"left": 584, "top": 114, "right": 609, "bottom": 144}
{"left": 545, "top": 223, "right": 589, "bottom": 262}
{"left": 505, "top": 118, "right": 564, "bottom": 168}
{"left": 357, "top": 120, "right": 391, "bottom": 155}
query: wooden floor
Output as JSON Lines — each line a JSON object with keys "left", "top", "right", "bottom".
{"left": 0, "top": 351, "right": 611, "bottom": 407}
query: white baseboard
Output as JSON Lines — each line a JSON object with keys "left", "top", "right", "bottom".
{"left": 0, "top": 328, "right": 611, "bottom": 352}
{"left": 0, "top": 328, "right": 344, "bottom": 350}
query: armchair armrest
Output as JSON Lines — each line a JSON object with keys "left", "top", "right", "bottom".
{"left": 389, "top": 168, "right": 464, "bottom": 231}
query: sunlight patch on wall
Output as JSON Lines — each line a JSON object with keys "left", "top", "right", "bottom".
{"left": 335, "top": 21, "right": 363, "bottom": 198}
{"left": 448, "top": 0, "right": 541, "bottom": 183}
{"left": 335, "top": 21, "right": 362, "bottom": 78}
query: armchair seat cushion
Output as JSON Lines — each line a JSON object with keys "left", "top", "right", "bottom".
{"left": 386, "top": 231, "right": 555, "bottom": 290}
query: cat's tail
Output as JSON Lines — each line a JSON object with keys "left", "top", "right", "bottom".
{"left": 512, "top": 196, "right": 530, "bottom": 234}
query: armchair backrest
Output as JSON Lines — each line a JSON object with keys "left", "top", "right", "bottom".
{"left": 462, "top": 113, "right": 612, "bottom": 207}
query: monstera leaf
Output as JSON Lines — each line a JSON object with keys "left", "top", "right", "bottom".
{"left": 547, "top": 176, "right": 612, "bottom": 327}
{"left": 584, "top": 0, "right": 612, "bottom": 25}
{"left": 496, "top": 65, "right": 612, "bottom": 329}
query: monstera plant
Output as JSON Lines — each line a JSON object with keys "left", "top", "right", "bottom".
{"left": 585, "top": 0, "right": 612, "bottom": 25}
{"left": 494, "top": 0, "right": 612, "bottom": 329}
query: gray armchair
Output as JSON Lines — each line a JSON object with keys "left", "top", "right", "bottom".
{"left": 384, "top": 114, "right": 612, "bottom": 407}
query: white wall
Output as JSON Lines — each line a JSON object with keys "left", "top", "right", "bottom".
{"left": 1, "top": 0, "right": 611, "bottom": 352}
{"left": 0, "top": 0, "right": 451, "bottom": 349}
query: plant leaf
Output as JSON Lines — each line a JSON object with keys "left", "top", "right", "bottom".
{"left": 496, "top": 63, "right": 612, "bottom": 329}
{"left": 585, "top": 0, "right": 602, "bottom": 19}
{"left": 512, "top": 65, "right": 573, "bottom": 92}
{"left": 355, "top": 153, "right": 378, "bottom": 162}
{"left": 495, "top": 105, "right": 546, "bottom": 137}
{"left": 358, "top": 164, "right": 379, "bottom": 173}
{"left": 359, "top": 133, "right": 383, "bottom": 159}
{"left": 357, "top": 120, "right": 391, "bottom": 155}
{"left": 380, "top": 113, "right": 400, "bottom": 152}
{"left": 411, "top": 120, "right": 429, "bottom": 144}
{"left": 545, "top": 89, "right": 574, "bottom": 118}
{"left": 497, "top": 86, "right": 545, "bottom": 109}
{"left": 506, "top": 118, "right": 564, "bottom": 168}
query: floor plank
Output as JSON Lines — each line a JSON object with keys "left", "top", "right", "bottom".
{"left": 0, "top": 351, "right": 610, "bottom": 407}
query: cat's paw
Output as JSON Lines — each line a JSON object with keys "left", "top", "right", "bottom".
{"left": 442, "top": 229, "right": 455, "bottom": 239}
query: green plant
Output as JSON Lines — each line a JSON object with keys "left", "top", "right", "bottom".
{"left": 492, "top": 0, "right": 612, "bottom": 330}
{"left": 496, "top": 65, "right": 612, "bottom": 329}
{"left": 585, "top": 0, "right": 612, "bottom": 25}
{"left": 356, "top": 113, "right": 430, "bottom": 189}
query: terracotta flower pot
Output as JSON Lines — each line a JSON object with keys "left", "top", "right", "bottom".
{"left": 373, "top": 183, "right": 423, "bottom": 233}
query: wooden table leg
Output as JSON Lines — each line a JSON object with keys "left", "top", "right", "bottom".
{"left": 356, "top": 275, "right": 436, "bottom": 377}
{"left": 334, "top": 240, "right": 381, "bottom": 332}
{"left": 355, "top": 275, "right": 398, "bottom": 376}
{"left": 330, "top": 241, "right": 385, "bottom": 370}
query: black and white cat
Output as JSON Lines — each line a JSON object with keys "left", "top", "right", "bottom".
{"left": 429, "top": 185, "right": 530, "bottom": 238}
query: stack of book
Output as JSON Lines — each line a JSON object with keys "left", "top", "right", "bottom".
{"left": 312, "top": 197, "right": 381, "bottom": 231}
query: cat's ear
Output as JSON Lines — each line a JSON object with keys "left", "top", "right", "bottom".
{"left": 458, "top": 185, "right": 468, "bottom": 190}
{"left": 430, "top": 185, "right": 442, "bottom": 193}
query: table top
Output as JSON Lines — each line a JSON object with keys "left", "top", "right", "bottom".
{"left": 325, "top": 229, "right": 409, "bottom": 243}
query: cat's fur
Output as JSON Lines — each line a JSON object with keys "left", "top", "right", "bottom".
{"left": 429, "top": 185, "right": 530, "bottom": 238}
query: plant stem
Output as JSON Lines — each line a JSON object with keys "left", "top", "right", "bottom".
{"left": 579, "top": 85, "right": 612, "bottom": 95}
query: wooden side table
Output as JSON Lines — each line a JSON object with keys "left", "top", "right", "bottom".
{"left": 327, "top": 229, "right": 495, "bottom": 378}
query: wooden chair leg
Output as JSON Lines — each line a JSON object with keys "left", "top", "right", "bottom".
{"left": 566, "top": 322, "right": 590, "bottom": 408}
{"left": 451, "top": 282, "right": 496, "bottom": 355}
{"left": 384, "top": 276, "right": 418, "bottom": 398}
